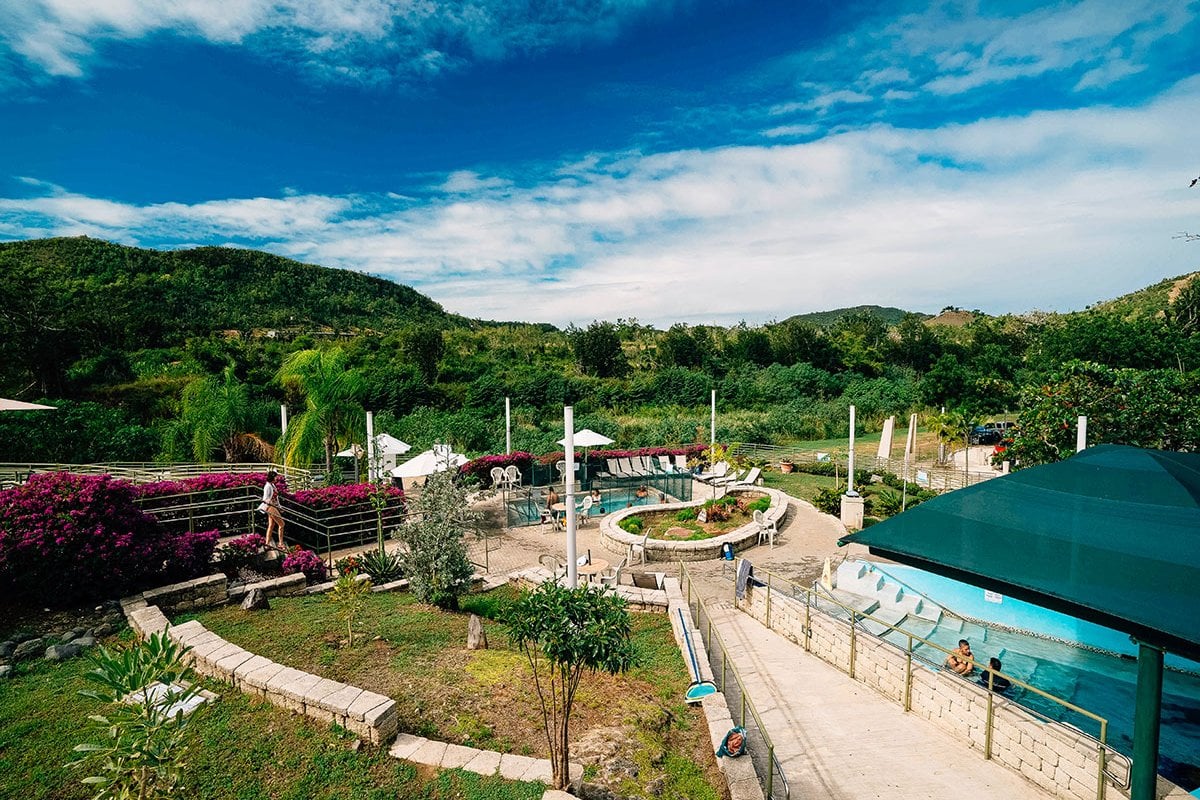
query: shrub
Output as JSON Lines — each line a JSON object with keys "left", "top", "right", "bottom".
{"left": 360, "top": 548, "right": 404, "bottom": 583}
{"left": 291, "top": 483, "right": 404, "bottom": 511}
{"left": 812, "top": 486, "right": 844, "bottom": 516}
{"left": 394, "top": 471, "right": 476, "bottom": 610}
{"left": 744, "top": 496, "right": 771, "bottom": 513}
{"left": 334, "top": 554, "right": 363, "bottom": 577}
{"left": 0, "top": 472, "right": 215, "bottom": 603}
{"left": 328, "top": 572, "right": 372, "bottom": 646}
{"left": 618, "top": 515, "right": 644, "bottom": 534}
{"left": 282, "top": 547, "right": 327, "bottom": 583}
{"left": 218, "top": 533, "right": 265, "bottom": 573}
{"left": 674, "top": 507, "right": 698, "bottom": 522}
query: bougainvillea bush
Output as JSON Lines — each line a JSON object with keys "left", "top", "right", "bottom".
{"left": 0, "top": 472, "right": 219, "bottom": 603}
{"left": 282, "top": 547, "right": 327, "bottom": 583}
{"left": 459, "top": 452, "right": 534, "bottom": 487}
{"left": 291, "top": 483, "right": 403, "bottom": 511}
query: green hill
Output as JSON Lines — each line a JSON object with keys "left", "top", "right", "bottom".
{"left": 781, "top": 304, "right": 920, "bottom": 329}
{"left": 1089, "top": 271, "right": 1200, "bottom": 320}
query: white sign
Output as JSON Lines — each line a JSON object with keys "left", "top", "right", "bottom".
{"left": 984, "top": 590, "right": 1004, "bottom": 604}
{"left": 916, "top": 470, "right": 929, "bottom": 485}
{"left": 816, "top": 452, "right": 831, "bottom": 462}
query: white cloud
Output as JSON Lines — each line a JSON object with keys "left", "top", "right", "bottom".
{"left": 0, "top": 0, "right": 665, "bottom": 84}
{"left": 3, "top": 78, "right": 1200, "bottom": 326}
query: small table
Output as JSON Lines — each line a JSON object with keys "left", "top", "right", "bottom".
{"left": 550, "top": 502, "right": 567, "bottom": 530}
{"left": 576, "top": 558, "right": 610, "bottom": 584}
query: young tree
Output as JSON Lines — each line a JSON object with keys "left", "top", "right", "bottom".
{"left": 70, "top": 632, "right": 205, "bottom": 799}
{"left": 394, "top": 470, "right": 477, "bottom": 609}
{"left": 567, "top": 321, "right": 629, "bottom": 378}
{"left": 179, "top": 363, "right": 273, "bottom": 462}
{"left": 328, "top": 572, "right": 372, "bottom": 646}
{"left": 276, "top": 347, "right": 365, "bottom": 472}
{"left": 506, "top": 582, "right": 634, "bottom": 790}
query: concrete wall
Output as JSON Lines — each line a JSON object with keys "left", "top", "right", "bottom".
{"left": 736, "top": 583, "right": 1188, "bottom": 800}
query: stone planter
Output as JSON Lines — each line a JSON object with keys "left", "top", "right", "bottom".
{"left": 779, "top": 461, "right": 795, "bottom": 473}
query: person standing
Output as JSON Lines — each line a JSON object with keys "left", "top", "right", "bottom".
{"left": 260, "top": 470, "right": 286, "bottom": 549}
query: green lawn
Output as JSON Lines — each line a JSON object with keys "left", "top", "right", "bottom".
{"left": 762, "top": 470, "right": 839, "bottom": 503}
{"left": 184, "top": 586, "right": 724, "bottom": 800}
{"left": 0, "top": 640, "right": 544, "bottom": 800}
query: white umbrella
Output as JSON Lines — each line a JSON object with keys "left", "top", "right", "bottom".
{"left": 556, "top": 429, "right": 613, "bottom": 449}
{"left": 0, "top": 398, "right": 56, "bottom": 412}
{"left": 390, "top": 446, "right": 467, "bottom": 479}
{"left": 336, "top": 433, "right": 411, "bottom": 458}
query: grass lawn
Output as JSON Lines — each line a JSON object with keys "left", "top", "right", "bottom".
{"left": 762, "top": 470, "right": 838, "bottom": 504}
{"left": 0, "top": 636, "right": 545, "bottom": 800}
{"left": 774, "top": 427, "right": 942, "bottom": 461}
{"left": 185, "top": 586, "right": 725, "bottom": 800}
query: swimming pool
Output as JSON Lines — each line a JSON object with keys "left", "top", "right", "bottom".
{"left": 505, "top": 486, "right": 673, "bottom": 527}
{"left": 873, "top": 562, "right": 1200, "bottom": 790}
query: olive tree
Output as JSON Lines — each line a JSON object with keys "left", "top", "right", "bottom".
{"left": 505, "top": 582, "right": 634, "bottom": 790}
{"left": 395, "top": 469, "right": 476, "bottom": 609}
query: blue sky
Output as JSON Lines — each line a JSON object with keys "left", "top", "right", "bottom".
{"left": 1, "top": 0, "right": 1198, "bottom": 326}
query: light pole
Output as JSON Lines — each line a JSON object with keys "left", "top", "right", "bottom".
{"left": 564, "top": 406, "right": 577, "bottom": 588}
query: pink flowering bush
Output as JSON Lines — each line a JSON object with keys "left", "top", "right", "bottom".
{"left": 135, "top": 472, "right": 287, "bottom": 499}
{"left": 282, "top": 546, "right": 327, "bottom": 583}
{"left": 218, "top": 533, "right": 266, "bottom": 573}
{"left": 459, "top": 452, "right": 533, "bottom": 487}
{"left": 291, "top": 483, "right": 403, "bottom": 511}
{"left": 0, "top": 472, "right": 219, "bottom": 603}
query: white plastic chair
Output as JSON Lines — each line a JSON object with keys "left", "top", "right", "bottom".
{"left": 575, "top": 495, "right": 594, "bottom": 525}
{"left": 598, "top": 556, "right": 627, "bottom": 590}
{"left": 504, "top": 465, "right": 522, "bottom": 488}
{"left": 754, "top": 509, "right": 778, "bottom": 548}
{"left": 490, "top": 466, "right": 506, "bottom": 488}
{"left": 629, "top": 530, "right": 650, "bottom": 565}
{"left": 539, "top": 554, "right": 566, "bottom": 581}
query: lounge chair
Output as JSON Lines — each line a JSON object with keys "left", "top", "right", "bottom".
{"left": 618, "top": 457, "right": 646, "bottom": 477}
{"left": 726, "top": 467, "right": 762, "bottom": 489}
{"left": 674, "top": 454, "right": 689, "bottom": 472}
{"left": 711, "top": 469, "right": 744, "bottom": 487}
{"left": 697, "top": 461, "right": 729, "bottom": 483}
{"left": 640, "top": 456, "right": 660, "bottom": 474}
{"left": 658, "top": 455, "right": 675, "bottom": 473}
{"left": 631, "top": 571, "right": 663, "bottom": 590}
{"left": 606, "top": 458, "right": 625, "bottom": 478}
{"left": 754, "top": 509, "right": 778, "bottom": 548}
{"left": 598, "top": 556, "right": 627, "bottom": 590}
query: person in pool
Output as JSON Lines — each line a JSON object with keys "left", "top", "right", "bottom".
{"left": 978, "top": 657, "right": 1011, "bottom": 692}
{"left": 944, "top": 639, "right": 975, "bottom": 675}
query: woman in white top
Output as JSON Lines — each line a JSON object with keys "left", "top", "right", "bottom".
{"left": 260, "top": 470, "right": 285, "bottom": 549}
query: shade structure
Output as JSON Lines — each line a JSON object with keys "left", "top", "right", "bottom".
{"left": 839, "top": 444, "right": 1200, "bottom": 800}
{"left": 0, "top": 398, "right": 55, "bottom": 412}
{"left": 336, "top": 433, "right": 411, "bottom": 458}
{"left": 556, "top": 428, "right": 614, "bottom": 449}
{"left": 839, "top": 445, "right": 1200, "bottom": 660}
{"left": 389, "top": 446, "right": 467, "bottom": 479}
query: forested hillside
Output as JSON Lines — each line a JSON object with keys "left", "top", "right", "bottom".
{"left": 1, "top": 237, "right": 1199, "bottom": 469}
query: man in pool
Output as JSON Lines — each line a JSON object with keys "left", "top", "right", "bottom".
{"left": 944, "top": 639, "right": 975, "bottom": 675}
{"left": 978, "top": 657, "right": 1011, "bottom": 692}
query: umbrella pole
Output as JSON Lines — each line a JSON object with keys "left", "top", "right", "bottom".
{"left": 1130, "top": 642, "right": 1163, "bottom": 800}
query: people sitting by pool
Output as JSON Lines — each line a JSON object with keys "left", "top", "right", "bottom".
{"left": 978, "top": 658, "right": 1011, "bottom": 692}
{"left": 544, "top": 488, "right": 560, "bottom": 523}
{"left": 635, "top": 485, "right": 649, "bottom": 498}
{"left": 944, "top": 639, "right": 975, "bottom": 675}
{"left": 590, "top": 488, "right": 605, "bottom": 513}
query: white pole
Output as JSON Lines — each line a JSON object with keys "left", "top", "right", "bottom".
{"left": 710, "top": 390, "right": 716, "bottom": 447}
{"left": 1077, "top": 415, "right": 1088, "bottom": 453}
{"left": 365, "top": 411, "right": 376, "bottom": 483}
{"left": 565, "top": 406, "right": 577, "bottom": 588}
{"left": 280, "top": 405, "right": 288, "bottom": 438}
{"left": 847, "top": 405, "right": 857, "bottom": 496}
{"left": 505, "top": 397, "right": 512, "bottom": 455}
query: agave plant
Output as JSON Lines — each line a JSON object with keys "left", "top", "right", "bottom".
{"left": 359, "top": 548, "right": 404, "bottom": 584}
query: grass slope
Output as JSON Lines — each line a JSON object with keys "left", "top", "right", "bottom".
{"left": 781, "top": 304, "right": 919, "bottom": 328}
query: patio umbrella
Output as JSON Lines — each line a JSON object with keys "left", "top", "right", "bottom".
{"left": 336, "top": 433, "right": 411, "bottom": 458}
{"left": 389, "top": 446, "right": 467, "bottom": 479}
{"left": 556, "top": 428, "right": 614, "bottom": 463}
{"left": 0, "top": 398, "right": 56, "bottom": 411}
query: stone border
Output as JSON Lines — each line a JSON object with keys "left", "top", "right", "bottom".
{"left": 510, "top": 566, "right": 669, "bottom": 613}
{"left": 600, "top": 487, "right": 790, "bottom": 562}
{"left": 661, "top": 575, "right": 764, "bottom": 800}
{"left": 390, "top": 733, "right": 582, "bottom": 787}
{"left": 121, "top": 599, "right": 398, "bottom": 744}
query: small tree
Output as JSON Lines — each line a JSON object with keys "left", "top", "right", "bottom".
{"left": 328, "top": 572, "right": 372, "bottom": 646}
{"left": 506, "top": 582, "right": 634, "bottom": 790}
{"left": 70, "top": 632, "right": 204, "bottom": 799}
{"left": 395, "top": 470, "right": 476, "bottom": 609}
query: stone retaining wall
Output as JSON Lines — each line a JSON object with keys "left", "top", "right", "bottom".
{"left": 510, "top": 567, "right": 669, "bottom": 613}
{"left": 737, "top": 583, "right": 1190, "bottom": 800}
{"left": 142, "top": 574, "right": 228, "bottom": 614}
{"left": 122, "top": 601, "right": 399, "bottom": 744}
{"left": 600, "top": 487, "right": 790, "bottom": 562}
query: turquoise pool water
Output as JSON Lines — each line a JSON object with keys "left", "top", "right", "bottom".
{"left": 877, "top": 563, "right": 1200, "bottom": 790}
{"left": 506, "top": 486, "right": 668, "bottom": 526}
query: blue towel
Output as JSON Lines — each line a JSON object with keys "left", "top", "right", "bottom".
{"left": 735, "top": 558, "right": 753, "bottom": 600}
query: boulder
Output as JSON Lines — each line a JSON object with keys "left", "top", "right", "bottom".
{"left": 0, "top": 641, "right": 13, "bottom": 659}
{"left": 73, "top": 635, "right": 97, "bottom": 648}
{"left": 12, "top": 638, "right": 45, "bottom": 661}
{"left": 241, "top": 588, "right": 271, "bottom": 611}
{"left": 0, "top": 665, "right": 11, "bottom": 679}
{"left": 91, "top": 622, "right": 116, "bottom": 638}
{"left": 11, "top": 632, "right": 37, "bottom": 643}
{"left": 57, "top": 630, "right": 77, "bottom": 643}
{"left": 466, "top": 614, "right": 487, "bottom": 650}
{"left": 45, "top": 642, "right": 83, "bottom": 661}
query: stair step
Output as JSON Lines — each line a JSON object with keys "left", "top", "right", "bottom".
{"left": 858, "top": 607, "right": 907, "bottom": 637}
{"left": 881, "top": 618, "right": 937, "bottom": 648}
{"left": 824, "top": 588, "right": 881, "bottom": 616}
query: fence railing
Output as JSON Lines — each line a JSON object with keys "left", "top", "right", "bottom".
{"left": 679, "top": 562, "right": 790, "bottom": 800}
{"left": 0, "top": 461, "right": 317, "bottom": 489}
{"left": 729, "top": 560, "right": 1131, "bottom": 798}
{"left": 730, "top": 444, "right": 996, "bottom": 492}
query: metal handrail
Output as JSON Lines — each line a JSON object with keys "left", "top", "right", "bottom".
{"left": 739, "top": 561, "right": 1132, "bottom": 796}
{"left": 679, "top": 562, "right": 790, "bottom": 800}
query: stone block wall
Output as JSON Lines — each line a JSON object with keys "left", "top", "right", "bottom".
{"left": 734, "top": 583, "right": 1170, "bottom": 800}
{"left": 123, "top": 604, "right": 398, "bottom": 745}
{"left": 141, "top": 574, "right": 228, "bottom": 614}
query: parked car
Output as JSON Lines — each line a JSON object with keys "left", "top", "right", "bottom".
{"left": 968, "top": 425, "right": 1002, "bottom": 445}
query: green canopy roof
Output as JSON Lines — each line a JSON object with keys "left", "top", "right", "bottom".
{"left": 839, "top": 445, "right": 1200, "bottom": 661}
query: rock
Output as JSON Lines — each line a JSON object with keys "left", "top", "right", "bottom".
{"left": 71, "top": 627, "right": 89, "bottom": 639}
{"left": 45, "top": 642, "right": 83, "bottom": 661}
{"left": 57, "top": 630, "right": 77, "bottom": 643}
{"left": 11, "top": 632, "right": 37, "bottom": 644}
{"left": 349, "top": 739, "right": 362, "bottom": 752}
{"left": 0, "top": 665, "right": 11, "bottom": 679}
{"left": 12, "top": 638, "right": 45, "bottom": 661}
{"left": 91, "top": 622, "right": 116, "bottom": 638}
{"left": 73, "top": 635, "right": 97, "bottom": 648}
{"left": 466, "top": 614, "right": 487, "bottom": 650}
{"left": 0, "top": 642, "right": 13, "bottom": 659}
{"left": 241, "top": 588, "right": 271, "bottom": 611}
{"left": 102, "top": 611, "right": 124, "bottom": 625}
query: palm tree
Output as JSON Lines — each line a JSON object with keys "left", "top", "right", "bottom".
{"left": 276, "top": 348, "right": 365, "bottom": 473}
{"left": 927, "top": 409, "right": 966, "bottom": 465}
{"left": 181, "top": 365, "right": 274, "bottom": 462}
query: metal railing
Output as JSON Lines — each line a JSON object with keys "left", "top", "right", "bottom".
{"left": 731, "top": 444, "right": 996, "bottom": 492}
{"left": 0, "top": 461, "right": 316, "bottom": 489}
{"left": 733, "top": 561, "right": 1131, "bottom": 798}
{"left": 679, "top": 562, "right": 790, "bottom": 800}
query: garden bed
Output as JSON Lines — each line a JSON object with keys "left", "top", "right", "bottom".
{"left": 183, "top": 586, "right": 726, "bottom": 799}
{"left": 621, "top": 492, "right": 769, "bottom": 541}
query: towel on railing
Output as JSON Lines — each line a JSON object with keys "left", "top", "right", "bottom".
{"left": 735, "top": 557, "right": 753, "bottom": 600}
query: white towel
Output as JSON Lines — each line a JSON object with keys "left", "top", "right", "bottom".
{"left": 735, "top": 558, "right": 753, "bottom": 600}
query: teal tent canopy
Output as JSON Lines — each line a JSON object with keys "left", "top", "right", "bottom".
{"left": 839, "top": 445, "right": 1200, "bottom": 800}
{"left": 839, "top": 444, "right": 1200, "bottom": 660}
